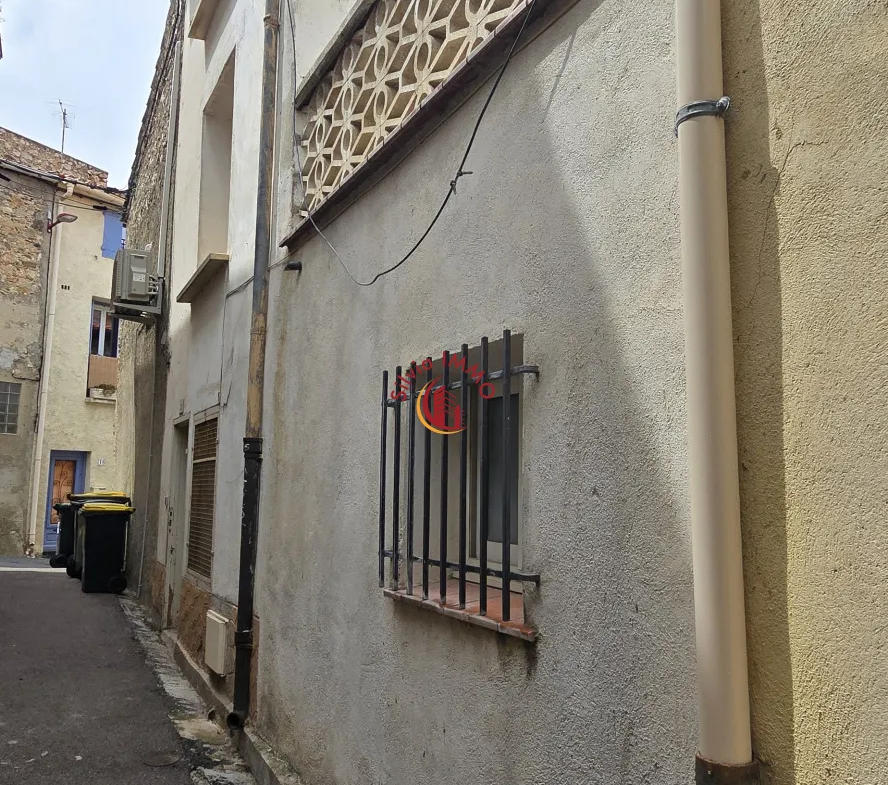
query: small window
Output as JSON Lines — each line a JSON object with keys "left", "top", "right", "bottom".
{"left": 101, "top": 212, "right": 124, "bottom": 260}
{"left": 0, "top": 382, "right": 21, "bottom": 435}
{"left": 187, "top": 417, "right": 218, "bottom": 579}
{"left": 90, "top": 301, "right": 119, "bottom": 358}
{"left": 378, "top": 331, "right": 540, "bottom": 640}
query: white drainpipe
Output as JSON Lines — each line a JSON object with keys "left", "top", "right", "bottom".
{"left": 26, "top": 183, "right": 74, "bottom": 555}
{"left": 675, "top": 1, "right": 759, "bottom": 782}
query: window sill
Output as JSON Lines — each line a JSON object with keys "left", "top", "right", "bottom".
{"left": 85, "top": 395, "right": 116, "bottom": 405}
{"left": 383, "top": 578, "right": 536, "bottom": 643}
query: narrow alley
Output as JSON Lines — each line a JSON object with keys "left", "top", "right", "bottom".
{"left": 0, "top": 558, "right": 252, "bottom": 785}
{"left": 0, "top": 1, "right": 885, "bottom": 782}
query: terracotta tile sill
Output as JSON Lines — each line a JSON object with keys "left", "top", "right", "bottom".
{"left": 383, "top": 578, "right": 536, "bottom": 643}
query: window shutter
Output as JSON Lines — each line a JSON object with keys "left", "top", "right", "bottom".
{"left": 187, "top": 418, "right": 217, "bottom": 578}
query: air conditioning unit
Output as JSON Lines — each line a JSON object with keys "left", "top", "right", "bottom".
{"left": 112, "top": 248, "right": 162, "bottom": 317}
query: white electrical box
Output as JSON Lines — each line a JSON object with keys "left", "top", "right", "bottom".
{"left": 204, "top": 609, "right": 229, "bottom": 675}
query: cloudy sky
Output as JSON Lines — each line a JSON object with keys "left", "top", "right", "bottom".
{"left": 0, "top": 0, "right": 170, "bottom": 188}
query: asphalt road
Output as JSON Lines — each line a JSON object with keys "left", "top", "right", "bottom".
{"left": 0, "top": 558, "right": 194, "bottom": 784}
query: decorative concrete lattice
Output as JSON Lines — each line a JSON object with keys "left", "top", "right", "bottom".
{"left": 298, "top": 0, "right": 525, "bottom": 213}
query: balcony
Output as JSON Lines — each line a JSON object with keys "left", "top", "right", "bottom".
{"left": 87, "top": 354, "right": 117, "bottom": 401}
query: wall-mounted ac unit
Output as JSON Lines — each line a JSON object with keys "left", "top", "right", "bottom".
{"left": 111, "top": 248, "right": 162, "bottom": 317}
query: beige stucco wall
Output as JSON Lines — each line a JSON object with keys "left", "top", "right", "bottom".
{"left": 33, "top": 196, "right": 119, "bottom": 554}
{"left": 724, "top": 0, "right": 888, "bottom": 782}
{"left": 149, "top": 0, "right": 269, "bottom": 615}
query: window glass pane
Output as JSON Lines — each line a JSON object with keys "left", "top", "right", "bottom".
{"left": 91, "top": 307, "right": 102, "bottom": 355}
{"left": 104, "top": 315, "right": 119, "bottom": 357}
{"left": 0, "top": 381, "right": 21, "bottom": 435}
{"left": 486, "top": 393, "right": 519, "bottom": 545}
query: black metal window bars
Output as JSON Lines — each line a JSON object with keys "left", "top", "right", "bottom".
{"left": 378, "top": 330, "right": 540, "bottom": 623}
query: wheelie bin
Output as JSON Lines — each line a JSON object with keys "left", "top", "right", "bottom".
{"left": 76, "top": 501, "right": 135, "bottom": 594}
{"left": 66, "top": 491, "right": 131, "bottom": 579}
{"left": 49, "top": 502, "right": 76, "bottom": 568}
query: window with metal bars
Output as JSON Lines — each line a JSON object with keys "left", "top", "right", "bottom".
{"left": 188, "top": 417, "right": 218, "bottom": 579}
{"left": 0, "top": 382, "right": 21, "bottom": 435}
{"left": 378, "top": 330, "right": 540, "bottom": 640}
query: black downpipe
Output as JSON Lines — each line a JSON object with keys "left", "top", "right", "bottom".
{"left": 227, "top": 0, "right": 280, "bottom": 732}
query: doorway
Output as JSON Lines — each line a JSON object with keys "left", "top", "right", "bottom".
{"left": 42, "top": 451, "right": 86, "bottom": 555}
{"left": 164, "top": 422, "right": 190, "bottom": 627}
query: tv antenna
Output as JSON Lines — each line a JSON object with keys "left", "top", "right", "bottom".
{"left": 53, "top": 100, "right": 74, "bottom": 154}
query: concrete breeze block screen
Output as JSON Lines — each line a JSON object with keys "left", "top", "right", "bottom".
{"left": 298, "top": 0, "right": 525, "bottom": 212}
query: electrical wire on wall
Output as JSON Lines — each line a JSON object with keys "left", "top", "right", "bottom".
{"left": 284, "top": 0, "right": 539, "bottom": 287}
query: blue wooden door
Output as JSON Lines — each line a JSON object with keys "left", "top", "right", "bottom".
{"left": 43, "top": 451, "right": 86, "bottom": 554}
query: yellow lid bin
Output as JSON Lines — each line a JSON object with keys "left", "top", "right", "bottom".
{"left": 68, "top": 490, "right": 131, "bottom": 502}
{"left": 79, "top": 502, "right": 136, "bottom": 515}
{"left": 73, "top": 502, "right": 136, "bottom": 594}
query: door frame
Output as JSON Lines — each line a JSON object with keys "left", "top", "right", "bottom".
{"left": 164, "top": 420, "right": 191, "bottom": 628}
{"left": 43, "top": 450, "right": 87, "bottom": 554}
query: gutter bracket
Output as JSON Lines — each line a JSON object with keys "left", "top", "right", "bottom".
{"left": 234, "top": 631, "right": 254, "bottom": 649}
{"left": 674, "top": 96, "right": 731, "bottom": 136}
{"left": 696, "top": 755, "right": 760, "bottom": 784}
{"left": 243, "top": 437, "right": 263, "bottom": 456}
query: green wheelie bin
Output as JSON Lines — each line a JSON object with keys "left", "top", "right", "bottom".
{"left": 76, "top": 501, "right": 135, "bottom": 594}
{"left": 66, "top": 491, "right": 131, "bottom": 579}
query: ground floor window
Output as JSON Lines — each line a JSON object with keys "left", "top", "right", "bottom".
{"left": 187, "top": 417, "right": 218, "bottom": 579}
{"left": 0, "top": 381, "right": 21, "bottom": 435}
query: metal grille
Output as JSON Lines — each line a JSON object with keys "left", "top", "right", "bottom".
{"left": 188, "top": 418, "right": 217, "bottom": 578}
{"left": 378, "top": 330, "right": 540, "bottom": 622}
{"left": 0, "top": 382, "right": 21, "bottom": 435}
{"left": 193, "top": 418, "right": 218, "bottom": 461}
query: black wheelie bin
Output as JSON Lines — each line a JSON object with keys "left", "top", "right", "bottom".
{"left": 49, "top": 502, "right": 76, "bottom": 568}
{"left": 66, "top": 491, "right": 131, "bottom": 579}
{"left": 76, "top": 501, "right": 135, "bottom": 594}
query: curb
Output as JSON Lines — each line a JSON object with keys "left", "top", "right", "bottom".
{"left": 162, "top": 628, "right": 303, "bottom": 785}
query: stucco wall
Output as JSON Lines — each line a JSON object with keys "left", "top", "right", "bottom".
{"left": 259, "top": 1, "right": 696, "bottom": 783}
{"left": 0, "top": 170, "right": 52, "bottom": 553}
{"left": 152, "top": 0, "right": 266, "bottom": 618}
{"left": 724, "top": 1, "right": 888, "bottom": 782}
{"left": 33, "top": 199, "right": 119, "bottom": 554}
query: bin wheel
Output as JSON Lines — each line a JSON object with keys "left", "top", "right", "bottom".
{"left": 49, "top": 554, "right": 67, "bottom": 568}
{"left": 66, "top": 563, "right": 82, "bottom": 580}
{"left": 108, "top": 575, "right": 127, "bottom": 594}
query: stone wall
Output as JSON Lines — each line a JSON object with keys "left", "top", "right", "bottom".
{"left": 0, "top": 169, "right": 53, "bottom": 553}
{"left": 117, "top": 0, "right": 181, "bottom": 621}
{"left": 0, "top": 127, "right": 108, "bottom": 186}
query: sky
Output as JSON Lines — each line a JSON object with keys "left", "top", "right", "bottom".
{"left": 0, "top": 0, "right": 170, "bottom": 188}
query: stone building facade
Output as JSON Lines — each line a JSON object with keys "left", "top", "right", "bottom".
{"left": 0, "top": 128, "right": 124, "bottom": 555}
{"left": 0, "top": 128, "right": 108, "bottom": 185}
{"left": 0, "top": 159, "right": 53, "bottom": 553}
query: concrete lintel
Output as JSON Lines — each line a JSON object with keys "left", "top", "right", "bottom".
{"left": 176, "top": 253, "right": 229, "bottom": 303}
{"left": 189, "top": 0, "right": 223, "bottom": 40}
